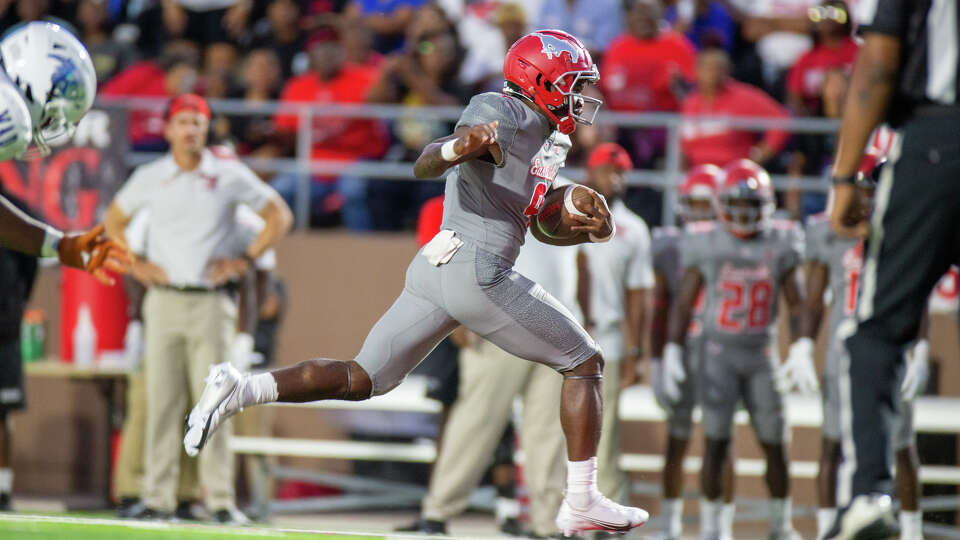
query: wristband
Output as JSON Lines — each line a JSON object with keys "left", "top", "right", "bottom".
{"left": 563, "top": 185, "right": 589, "bottom": 217}
{"left": 589, "top": 220, "right": 615, "bottom": 243}
{"left": 440, "top": 139, "right": 461, "bottom": 162}
{"left": 831, "top": 174, "right": 856, "bottom": 185}
{"left": 41, "top": 226, "right": 63, "bottom": 258}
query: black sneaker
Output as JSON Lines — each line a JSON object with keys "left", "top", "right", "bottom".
{"left": 824, "top": 494, "right": 899, "bottom": 540}
{"left": 499, "top": 517, "right": 524, "bottom": 536}
{"left": 130, "top": 504, "right": 172, "bottom": 521}
{"left": 175, "top": 500, "right": 206, "bottom": 521}
{"left": 592, "top": 532, "right": 623, "bottom": 540}
{"left": 0, "top": 493, "right": 10, "bottom": 511}
{"left": 394, "top": 518, "right": 448, "bottom": 534}
{"left": 212, "top": 506, "right": 250, "bottom": 526}
{"left": 116, "top": 497, "right": 140, "bottom": 518}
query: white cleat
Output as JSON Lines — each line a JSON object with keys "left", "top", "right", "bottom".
{"left": 555, "top": 495, "right": 648, "bottom": 536}
{"left": 184, "top": 362, "right": 245, "bottom": 457}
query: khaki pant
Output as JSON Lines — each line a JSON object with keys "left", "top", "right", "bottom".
{"left": 113, "top": 370, "right": 199, "bottom": 502}
{"left": 422, "top": 340, "right": 565, "bottom": 537}
{"left": 597, "top": 357, "right": 629, "bottom": 503}
{"left": 142, "top": 288, "right": 235, "bottom": 512}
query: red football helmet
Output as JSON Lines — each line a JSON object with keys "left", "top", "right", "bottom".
{"left": 678, "top": 164, "right": 721, "bottom": 222}
{"left": 716, "top": 159, "right": 775, "bottom": 237}
{"left": 503, "top": 29, "right": 601, "bottom": 135}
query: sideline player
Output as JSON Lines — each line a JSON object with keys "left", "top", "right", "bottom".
{"left": 665, "top": 159, "right": 807, "bottom": 540}
{"left": 799, "top": 155, "right": 926, "bottom": 540}
{"left": 185, "top": 30, "right": 650, "bottom": 536}
{"left": 650, "top": 164, "right": 734, "bottom": 540}
{"left": 0, "top": 22, "right": 129, "bottom": 283}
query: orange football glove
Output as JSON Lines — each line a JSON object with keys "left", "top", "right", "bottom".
{"left": 58, "top": 224, "right": 133, "bottom": 286}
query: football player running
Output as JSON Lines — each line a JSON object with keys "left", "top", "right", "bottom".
{"left": 651, "top": 164, "right": 733, "bottom": 540}
{"left": 0, "top": 22, "right": 129, "bottom": 284}
{"left": 185, "top": 30, "right": 649, "bottom": 536}
{"left": 665, "top": 160, "right": 807, "bottom": 540}
{"left": 800, "top": 153, "right": 926, "bottom": 540}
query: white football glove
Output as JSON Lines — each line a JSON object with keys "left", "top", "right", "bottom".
{"left": 123, "top": 320, "right": 144, "bottom": 370}
{"left": 900, "top": 339, "right": 930, "bottom": 401}
{"left": 777, "top": 337, "right": 819, "bottom": 394}
{"left": 230, "top": 332, "right": 262, "bottom": 372}
{"left": 662, "top": 343, "right": 686, "bottom": 404}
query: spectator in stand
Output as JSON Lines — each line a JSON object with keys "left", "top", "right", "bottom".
{"left": 536, "top": 0, "right": 623, "bottom": 57}
{"left": 367, "top": 16, "right": 469, "bottom": 230}
{"left": 228, "top": 49, "right": 285, "bottom": 158}
{"left": 271, "top": 27, "right": 389, "bottom": 228}
{"left": 459, "top": 2, "right": 526, "bottom": 94}
{"left": 100, "top": 43, "right": 200, "bottom": 151}
{"left": 680, "top": 47, "right": 790, "bottom": 168}
{"left": 664, "top": 0, "right": 735, "bottom": 52}
{"left": 76, "top": 0, "right": 139, "bottom": 84}
{"left": 161, "top": 0, "right": 251, "bottom": 46}
{"left": 730, "top": 0, "right": 818, "bottom": 98}
{"left": 247, "top": 0, "right": 307, "bottom": 79}
{"left": 345, "top": 0, "right": 429, "bottom": 54}
{"left": 341, "top": 14, "right": 382, "bottom": 69}
{"left": 785, "top": 0, "right": 856, "bottom": 115}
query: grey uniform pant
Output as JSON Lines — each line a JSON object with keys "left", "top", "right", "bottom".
{"left": 142, "top": 288, "right": 235, "bottom": 512}
{"left": 355, "top": 236, "right": 599, "bottom": 396}
{"left": 422, "top": 339, "right": 565, "bottom": 536}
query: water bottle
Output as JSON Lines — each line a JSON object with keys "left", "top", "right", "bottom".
{"left": 73, "top": 304, "right": 97, "bottom": 367}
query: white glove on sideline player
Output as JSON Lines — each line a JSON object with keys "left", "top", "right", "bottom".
{"left": 900, "top": 339, "right": 930, "bottom": 401}
{"left": 662, "top": 343, "right": 686, "bottom": 404}
{"left": 123, "top": 320, "right": 144, "bottom": 369}
{"left": 778, "top": 337, "right": 819, "bottom": 394}
{"left": 231, "top": 332, "right": 262, "bottom": 373}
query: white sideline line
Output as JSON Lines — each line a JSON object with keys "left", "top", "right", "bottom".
{"left": 0, "top": 513, "right": 451, "bottom": 539}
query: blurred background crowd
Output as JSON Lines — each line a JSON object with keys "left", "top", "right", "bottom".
{"left": 0, "top": 0, "right": 860, "bottom": 230}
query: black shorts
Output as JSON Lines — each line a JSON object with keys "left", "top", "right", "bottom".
{"left": 0, "top": 340, "right": 24, "bottom": 412}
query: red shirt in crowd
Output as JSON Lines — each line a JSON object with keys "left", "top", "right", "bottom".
{"left": 787, "top": 37, "right": 859, "bottom": 104}
{"left": 601, "top": 31, "right": 697, "bottom": 112}
{"left": 100, "top": 60, "right": 169, "bottom": 147}
{"left": 416, "top": 195, "right": 444, "bottom": 247}
{"left": 274, "top": 63, "right": 389, "bottom": 180}
{"left": 680, "top": 81, "right": 790, "bottom": 167}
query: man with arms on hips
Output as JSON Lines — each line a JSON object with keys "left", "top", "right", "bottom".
{"left": 578, "top": 143, "right": 654, "bottom": 510}
{"left": 800, "top": 154, "right": 927, "bottom": 540}
{"left": 0, "top": 21, "right": 129, "bottom": 283}
{"left": 184, "top": 30, "right": 650, "bottom": 536}
{"left": 665, "top": 159, "right": 808, "bottom": 540}
{"left": 650, "top": 163, "right": 735, "bottom": 540}
{"left": 103, "top": 94, "right": 292, "bottom": 522}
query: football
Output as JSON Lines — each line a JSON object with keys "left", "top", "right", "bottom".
{"left": 534, "top": 185, "right": 599, "bottom": 239}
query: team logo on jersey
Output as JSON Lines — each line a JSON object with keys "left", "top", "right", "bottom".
{"left": 535, "top": 33, "right": 581, "bottom": 63}
{"left": 529, "top": 156, "right": 559, "bottom": 181}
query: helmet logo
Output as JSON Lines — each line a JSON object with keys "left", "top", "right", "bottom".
{"left": 535, "top": 33, "right": 580, "bottom": 63}
{"left": 48, "top": 53, "right": 84, "bottom": 104}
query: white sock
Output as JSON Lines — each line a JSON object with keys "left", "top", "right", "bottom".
{"left": 565, "top": 457, "right": 601, "bottom": 509}
{"left": 900, "top": 510, "right": 923, "bottom": 539}
{"left": 700, "top": 498, "right": 721, "bottom": 537}
{"left": 817, "top": 508, "right": 837, "bottom": 540}
{"left": 662, "top": 498, "right": 683, "bottom": 538}
{"left": 496, "top": 496, "right": 520, "bottom": 523}
{"left": 241, "top": 373, "right": 279, "bottom": 407}
{"left": 0, "top": 468, "right": 11, "bottom": 493}
{"left": 719, "top": 502, "right": 735, "bottom": 539}
{"left": 769, "top": 498, "right": 792, "bottom": 534}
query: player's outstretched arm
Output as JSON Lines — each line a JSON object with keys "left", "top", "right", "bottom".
{"left": 778, "top": 265, "right": 820, "bottom": 393}
{"left": 798, "top": 262, "right": 829, "bottom": 341}
{"left": 781, "top": 266, "right": 806, "bottom": 341}
{"left": 413, "top": 122, "right": 501, "bottom": 179}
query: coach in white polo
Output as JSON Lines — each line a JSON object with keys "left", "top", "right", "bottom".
{"left": 104, "top": 94, "right": 292, "bottom": 522}
{"left": 579, "top": 143, "right": 654, "bottom": 505}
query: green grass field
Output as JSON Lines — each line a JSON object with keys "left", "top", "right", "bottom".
{"left": 0, "top": 514, "right": 386, "bottom": 540}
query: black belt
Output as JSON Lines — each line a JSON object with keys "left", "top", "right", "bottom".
{"left": 155, "top": 284, "right": 230, "bottom": 294}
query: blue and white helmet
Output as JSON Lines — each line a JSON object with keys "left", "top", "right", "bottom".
{"left": 0, "top": 22, "right": 96, "bottom": 157}
{"left": 0, "top": 74, "right": 33, "bottom": 161}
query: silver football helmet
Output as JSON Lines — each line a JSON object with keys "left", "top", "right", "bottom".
{"left": 0, "top": 73, "right": 33, "bottom": 161}
{"left": 0, "top": 22, "right": 97, "bottom": 157}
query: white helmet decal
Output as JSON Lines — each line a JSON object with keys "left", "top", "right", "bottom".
{"left": 535, "top": 32, "right": 581, "bottom": 63}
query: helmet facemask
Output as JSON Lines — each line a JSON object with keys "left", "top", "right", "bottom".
{"left": 717, "top": 191, "right": 773, "bottom": 237}
{"left": 678, "top": 188, "right": 716, "bottom": 223}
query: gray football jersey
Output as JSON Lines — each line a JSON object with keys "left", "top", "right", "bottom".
{"left": 654, "top": 224, "right": 706, "bottom": 339}
{"left": 682, "top": 220, "right": 803, "bottom": 348}
{"left": 441, "top": 92, "right": 571, "bottom": 263}
{"left": 804, "top": 215, "right": 863, "bottom": 343}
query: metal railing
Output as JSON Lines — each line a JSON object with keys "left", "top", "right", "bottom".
{"left": 96, "top": 97, "right": 841, "bottom": 229}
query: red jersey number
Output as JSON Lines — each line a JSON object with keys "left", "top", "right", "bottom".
{"left": 524, "top": 182, "right": 549, "bottom": 217}
{"left": 717, "top": 280, "right": 773, "bottom": 332}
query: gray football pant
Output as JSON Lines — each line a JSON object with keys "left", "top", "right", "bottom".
{"left": 355, "top": 241, "right": 599, "bottom": 396}
{"left": 422, "top": 339, "right": 565, "bottom": 536}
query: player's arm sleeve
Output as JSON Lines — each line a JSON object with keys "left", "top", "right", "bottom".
{"left": 856, "top": 0, "right": 906, "bottom": 37}
{"left": 455, "top": 93, "right": 519, "bottom": 163}
{"left": 627, "top": 220, "right": 655, "bottom": 290}
{"left": 113, "top": 166, "right": 152, "bottom": 215}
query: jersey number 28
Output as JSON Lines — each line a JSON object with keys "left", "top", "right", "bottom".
{"left": 717, "top": 280, "right": 773, "bottom": 331}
